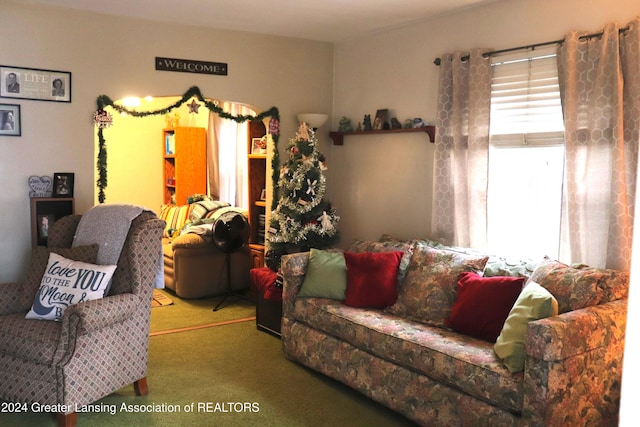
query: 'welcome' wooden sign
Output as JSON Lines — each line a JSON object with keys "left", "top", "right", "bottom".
{"left": 155, "top": 57, "right": 228, "bottom": 76}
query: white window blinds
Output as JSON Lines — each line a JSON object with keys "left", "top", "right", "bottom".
{"left": 490, "top": 46, "right": 564, "bottom": 144}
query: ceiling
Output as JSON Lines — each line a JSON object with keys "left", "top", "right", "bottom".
{"left": 22, "top": 0, "right": 498, "bottom": 42}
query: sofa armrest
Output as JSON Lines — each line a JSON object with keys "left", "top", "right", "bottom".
{"left": 0, "top": 282, "right": 24, "bottom": 315}
{"left": 522, "top": 299, "right": 627, "bottom": 426}
{"left": 280, "top": 252, "right": 310, "bottom": 318}
{"left": 170, "top": 232, "right": 212, "bottom": 250}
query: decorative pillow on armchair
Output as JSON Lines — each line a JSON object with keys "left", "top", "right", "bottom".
{"left": 20, "top": 245, "right": 100, "bottom": 311}
{"left": 25, "top": 252, "right": 116, "bottom": 321}
{"left": 386, "top": 243, "right": 488, "bottom": 326}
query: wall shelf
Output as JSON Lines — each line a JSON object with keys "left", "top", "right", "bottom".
{"left": 329, "top": 126, "right": 435, "bottom": 145}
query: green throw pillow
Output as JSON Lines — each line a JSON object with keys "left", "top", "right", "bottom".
{"left": 298, "top": 249, "right": 347, "bottom": 299}
{"left": 494, "top": 281, "right": 558, "bottom": 373}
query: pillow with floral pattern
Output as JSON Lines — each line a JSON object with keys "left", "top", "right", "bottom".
{"left": 386, "top": 243, "right": 488, "bottom": 327}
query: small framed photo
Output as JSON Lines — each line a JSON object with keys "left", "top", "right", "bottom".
{"left": 37, "top": 214, "right": 56, "bottom": 240}
{"left": 251, "top": 137, "right": 266, "bottom": 154}
{"left": 373, "top": 109, "right": 388, "bottom": 130}
{"left": 0, "top": 103, "right": 21, "bottom": 136}
{"left": 1, "top": 65, "right": 71, "bottom": 103}
{"left": 52, "top": 172, "right": 74, "bottom": 197}
{"left": 260, "top": 189, "right": 267, "bottom": 201}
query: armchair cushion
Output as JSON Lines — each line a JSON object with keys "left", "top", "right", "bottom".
{"left": 0, "top": 312, "right": 63, "bottom": 364}
{"left": 20, "top": 245, "right": 100, "bottom": 312}
{"left": 25, "top": 253, "right": 116, "bottom": 321}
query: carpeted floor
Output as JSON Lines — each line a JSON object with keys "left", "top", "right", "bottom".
{"left": 0, "top": 289, "right": 416, "bottom": 426}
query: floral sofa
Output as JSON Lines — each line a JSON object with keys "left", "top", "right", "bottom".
{"left": 160, "top": 199, "right": 250, "bottom": 299}
{"left": 280, "top": 237, "right": 629, "bottom": 426}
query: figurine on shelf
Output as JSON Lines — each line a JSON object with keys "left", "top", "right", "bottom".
{"left": 391, "top": 117, "right": 402, "bottom": 129}
{"left": 412, "top": 118, "right": 427, "bottom": 128}
{"left": 403, "top": 119, "right": 413, "bottom": 128}
{"left": 363, "top": 114, "right": 372, "bottom": 131}
{"left": 338, "top": 116, "right": 353, "bottom": 132}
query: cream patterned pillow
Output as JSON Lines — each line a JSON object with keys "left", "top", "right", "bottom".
{"left": 25, "top": 253, "right": 116, "bottom": 321}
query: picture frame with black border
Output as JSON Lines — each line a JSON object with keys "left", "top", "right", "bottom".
{"left": 0, "top": 65, "right": 71, "bottom": 103}
{"left": 0, "top": 103, "right": 21, "bottom": 136}
{"left": 52, "top": 172, "right": 74, "bottom": 197}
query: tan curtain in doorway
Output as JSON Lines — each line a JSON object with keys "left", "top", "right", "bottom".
{"left": 431, "top": 49, "right": 492, "bottom": 248}
{"left": 557, "top": 19, "right": 640, "bottom": 271}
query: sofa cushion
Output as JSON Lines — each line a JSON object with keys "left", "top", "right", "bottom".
{"left": 343, "top": 251, "right": 403, "bottom": 308}
{"left": 159, "top": 204, "right": 191, "bottom": 239}
{"left": 494, "top": 282, "right": 558, "bottom": 373}
{"left": 0, "top": 312, "right": 63, "bottom": 364}
{"left": 445, "top": 272, "right": 524, "bottom": 342}
{"left": 299, "top": 249, "right": 347, "bottom": 300}
{"left": 25, "top": 253, "right": 117, "bottom": 321}
{"left": 528, "top": 257, "right": 628, "bottom": 313}
{"left": 386, "top": 243, "right": 488, "bottom": 327}
{"left": 292, "top": 297, "right": 523, "bottom": 413}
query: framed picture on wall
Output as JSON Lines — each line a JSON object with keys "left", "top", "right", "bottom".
{"left": 0, "top": 103, "right": 20, "bottom": 136}
{"left": 52, "top": 172, "right": 74, "bottom": 197}
{"left": 0, "top": 65, "right": 72, "bottom": 103}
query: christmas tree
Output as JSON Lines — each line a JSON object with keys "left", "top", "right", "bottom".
{"left": 265, "top": 122, "right": 340, "bottom": 271}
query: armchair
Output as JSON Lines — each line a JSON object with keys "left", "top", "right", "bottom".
{"left": 0, "top": 210, "right": 163, "bottom": 427}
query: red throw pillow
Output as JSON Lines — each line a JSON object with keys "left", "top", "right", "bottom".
{"left": 343, "top": 251, "right": 404, "bottom": 308}
{"left": 445, "top": 272, "right": 525, "bottom": 342}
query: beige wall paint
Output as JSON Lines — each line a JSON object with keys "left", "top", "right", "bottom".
{"left": 0, "top": 0, "right": 333, "bottom": 282}
{"left": 101, "top": 97, "right": 209, "bottom": 209}
{"left": 330, "top": 0, "right": 640, "bottom": 247}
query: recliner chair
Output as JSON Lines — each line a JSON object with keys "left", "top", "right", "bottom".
{"left": 0, "top": 210, "right": 163, "bottom": 427}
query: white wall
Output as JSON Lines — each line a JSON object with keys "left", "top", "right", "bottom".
{"left": 0, "top": 0, "right": 333, "bottom": 282}
{"left": 330, "top": 0, "right": 640, "bottom": 247}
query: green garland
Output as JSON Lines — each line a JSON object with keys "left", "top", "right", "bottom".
{"left": 95, "top": 85, "right": 280, "bottom": 207}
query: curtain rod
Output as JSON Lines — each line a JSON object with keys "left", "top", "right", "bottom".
{"left": 433, "top": 27, "right": 629, "bottom": 66}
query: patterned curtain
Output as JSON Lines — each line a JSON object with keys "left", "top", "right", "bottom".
{"left": 557, "top": 19, "right": 640, "bottom": 271}
{"left": 432, "top": 49, "right": 492, "bottom": 248}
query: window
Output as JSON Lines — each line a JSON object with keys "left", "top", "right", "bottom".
{"left": 487, "top": 46, "right": 565, "bottom": 260}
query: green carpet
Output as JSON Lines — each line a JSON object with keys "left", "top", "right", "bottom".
{"left": 149, "top": 289, "right": 256, "bottom": 334}
{"left": 0, "top": 291, "right": 415, "bottom": 426}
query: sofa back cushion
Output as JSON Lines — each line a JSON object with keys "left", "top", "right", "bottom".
{"left": 528, "top": 257, "right": 629, "bottom": 313}
{"left": 386, "top": 243, "right": 488, "bottom": 327}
